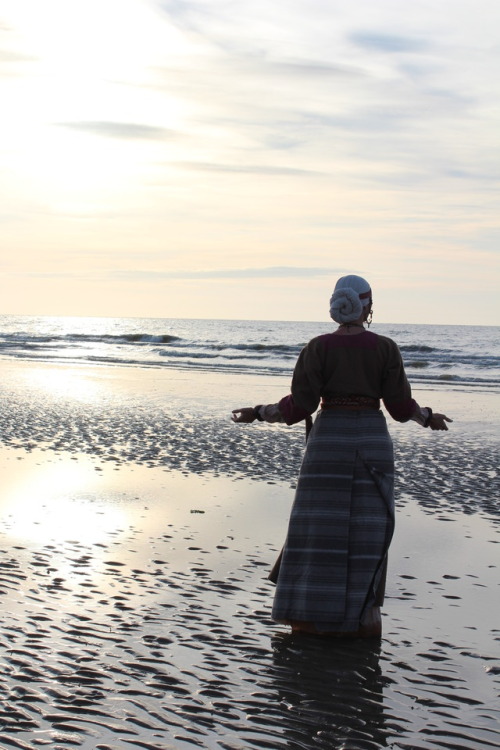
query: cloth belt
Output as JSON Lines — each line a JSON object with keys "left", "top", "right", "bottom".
{"left": 321, "top": 395, "right": 380, "bottom": 411}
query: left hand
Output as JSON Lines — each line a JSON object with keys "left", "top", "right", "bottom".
{"left": 231, "top": 407, "right": 256, "bottom": 423}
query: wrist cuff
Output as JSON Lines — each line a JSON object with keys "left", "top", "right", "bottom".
{"left": 254, "top": 405, "right": 264, "bottom": 421}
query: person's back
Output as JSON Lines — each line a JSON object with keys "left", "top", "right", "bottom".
{"left": 291, "top": 330, "right": 414, "bottom": 422}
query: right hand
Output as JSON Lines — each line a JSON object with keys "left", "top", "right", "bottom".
{"left": 429, "top": 413, "right": 453, "bottom": 431}
{"left": 231, "top": 407, "right": 256, "bottom": 423}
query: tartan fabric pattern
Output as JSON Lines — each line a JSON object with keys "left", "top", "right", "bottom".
{"left": 271, "top": 409, "right": 395, "bottom": 630}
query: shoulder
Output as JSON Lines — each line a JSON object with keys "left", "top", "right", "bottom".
{"left": 300, "top": 334, "right": 330, "bottom": 351}
{"left": 373, "top": 334, "right": 404, "bottom": 364}
{"left": 374, "top": 333, "right": 398, "bottom": 347}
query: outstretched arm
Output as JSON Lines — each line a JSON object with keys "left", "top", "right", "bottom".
{"left": 231, "top": 404, "right": 284, "bottom": 423}
{"left": 412, "top": 405, "right": 453, "bottom": 431}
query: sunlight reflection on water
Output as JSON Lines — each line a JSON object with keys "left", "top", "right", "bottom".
{"left": 22, "top": 365, "right": 107, "bottom": 403}
{"left": 1, "top": 457, "right": 127, "bottom": 546}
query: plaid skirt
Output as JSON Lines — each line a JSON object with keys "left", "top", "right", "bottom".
{"left": 271, "top": 409, "right": 395, "bottom": 631}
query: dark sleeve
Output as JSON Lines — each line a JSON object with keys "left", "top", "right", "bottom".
{"left": 381, "top": 341, "right": 417, "bottom": 422}
{"left": 277, "top": 340, "right": 323, "bottom": 425}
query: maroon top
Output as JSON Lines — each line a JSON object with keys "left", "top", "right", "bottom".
{"left": 278, "top": 330, "right": 416, "bottom": 425}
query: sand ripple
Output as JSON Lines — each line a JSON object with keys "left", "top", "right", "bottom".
{"left": 0, "top": 517, "right": 498, "bottom": 750}
{"left": 0, "top": 368, "right": 498, "bottom": 748}
{"left": 0, "top": 384, "right": 498, "bottom": 520}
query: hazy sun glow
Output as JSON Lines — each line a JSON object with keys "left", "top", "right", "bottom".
{"left": 3, "top": 0, "right": 190, "bottom": 211}
{"left": 6, "top": 0, "right": 190, "bottom": 79}
{"left": 1, "top": 0, "right": 499, "bottom": 323}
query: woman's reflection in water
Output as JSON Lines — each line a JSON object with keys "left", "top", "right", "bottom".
{"left": 269, "top": 633, "right": 391, "bottom": 749}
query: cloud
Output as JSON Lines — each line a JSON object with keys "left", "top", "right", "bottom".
{"left": 58, "top": 121, "right": 176, "bottom": 140}
{"left": 175, "top": 161, "right": 319, "bottom": 176}
{"left": 8, "top": 266, "right": 339, "bottom": 285}
{"left": 266, "top": 59, "right": 364, "bottom": 80}
{"left": 0, "top": 49, "right": 36, "bottom": 63}
{"left": 349, "top": 32, "right": 429, "bottom": 54}
{"left": 117, "top": 266, "right": 336, "bottom": 281}
{"left": 0, "top": 38, "right": 38, "bottom": 77}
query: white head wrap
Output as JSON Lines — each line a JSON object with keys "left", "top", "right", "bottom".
{"left": 329, "top": 274, "right": 372, "bottom": 323}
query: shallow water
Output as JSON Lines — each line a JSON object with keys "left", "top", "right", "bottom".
{"left": 0, "top": 453, "right": 498, "bottom": 750}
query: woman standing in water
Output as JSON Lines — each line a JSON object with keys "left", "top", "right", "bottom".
{"left": 232, "top": 275, "right": 451, "bottom": 637}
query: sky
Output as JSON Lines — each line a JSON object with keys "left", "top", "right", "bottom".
{"left": 1, "top": 0, "right": 499, "bottom": 324}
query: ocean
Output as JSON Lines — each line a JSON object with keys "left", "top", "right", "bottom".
{"left": 0, "top": 315, "right": 498, "bottom": 392}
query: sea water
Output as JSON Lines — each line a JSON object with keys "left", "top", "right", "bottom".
{"left": 0, "top": 315, "right": 498, "bottom": 392}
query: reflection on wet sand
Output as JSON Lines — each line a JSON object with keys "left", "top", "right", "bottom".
{"left": 0, "top": 450, "right": 498, "bottom": 749}
{"left": 0, "top": 362, "right": 498, "bottom": 749}
{"left": 1, "top": 458, "right": 128, "bottom": 547}
{"left": 269, "top": 635, "right": 388, "bottom": 749}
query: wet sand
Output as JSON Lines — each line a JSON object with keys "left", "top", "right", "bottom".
{"left": 0, "top": 360, "right": 499, "bottom": 749}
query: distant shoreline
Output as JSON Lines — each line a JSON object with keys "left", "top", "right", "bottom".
{"left": 1, "top": 312, "right": 499, "bottom": 327}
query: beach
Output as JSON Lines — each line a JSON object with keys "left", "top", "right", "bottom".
{"left": 0, "top": 359, "right": 499, "bottom": 750}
